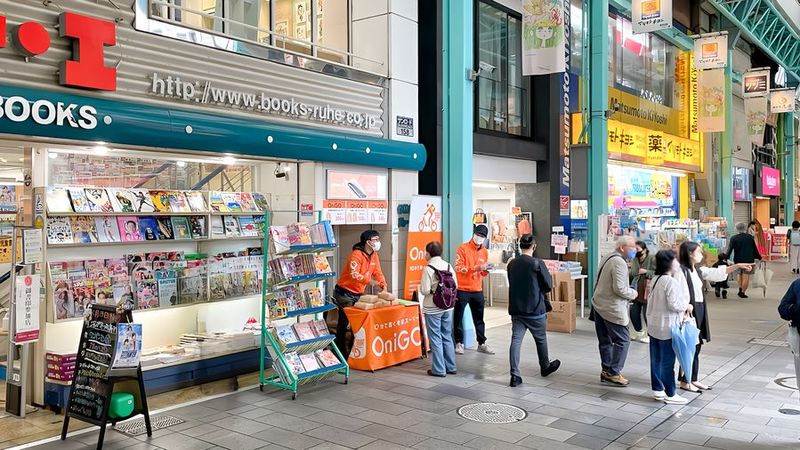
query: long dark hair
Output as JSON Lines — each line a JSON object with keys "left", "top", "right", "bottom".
{"left": 679, "top": 241, "right": 701, "bottom": 268}
{"left": 654, "top": 250, "right": 676, "bottom": 275}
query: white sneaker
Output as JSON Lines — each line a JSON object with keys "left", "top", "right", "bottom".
{"left": 455, "top": 343, "right": 465, "bottom": 355}
{"left": 653, "top": 390, "right": 666, "bottom": 400}
{"left": 639, "top": 335, "right": 650, "bottom": 344}
{"left": 664, "top": 394, "right": 689, "bottom": 405}
{"left": 477, "top": 344, "right": 495, "bottom": 355}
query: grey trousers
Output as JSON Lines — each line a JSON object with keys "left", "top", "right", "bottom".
{"left": 509, "top": 316, "right": 550, "bottom": 377}
{"left": 789, "top": 326, "right": 800, "bottom": 394}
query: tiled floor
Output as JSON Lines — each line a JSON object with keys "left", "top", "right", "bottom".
{"left": 14, "top": 261, "right": 800, "bottom": 449}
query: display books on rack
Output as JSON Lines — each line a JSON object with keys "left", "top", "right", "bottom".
{"left": 179, "top": 268, "right": 207, "bottom": 304}
{"left": 95, "top": 216, "right": 121, "bottom": 243}
{"left": 47, "top": 187, "right": 73, "bottom": 213}
{"left": 304, "top": 288, "right": 325, "bottom": 308}
{"left": 135, "top": 278, "right": 158, "bottom": 309}
{"left": 292, "top": 322, "right": 317, "bottom": 341}
{"left": 238, "top": 216, "right": 259, "bottom": 237}
{"left": 130, "top": 189, "right": 157, "bottom": 213}
{"left": 118, "top": 217, "right": 143, "bottom": 242}
{"left": 223, "top": 216, "right": 241, "bottom": 236}
{"left": 287, "top": 223, "right": 313, "bottom": 246}
{"left": 85, "top": 188, "right": 114, "bottom": 213}
{"left": 67, "top": 188, "right": 91, "bottom": 213}
{"left": 269, "top": 225, "right": 290, "bottom": 254}
{"left": 71, "top": 279, "right": 96, "bottom": 317}
{"left": 239, "top": 193, "right": 259, "bottom": 212}
{"left": 313, "top": 255, "right": 332, "bottom": 274}
{"left": 252, "top": 192, "right": 269, "bottom": 211}
{"left": 70, "top": 216, "right": 99, "bottom": 243}
{"left": 299, "top": 353, "right": 321, "bottom": 372}
{"left": 209, "top": 191, "right": 227, "bottom": 212}
{"left": 266, "top": 286, "right": 305, "bottom": 318}
{"left": 112, "top": 323, "right": 143, "bottom": 368}
{"left": 185, "top": 191, "right": 207, "bottom": 212}
{"left": 253, "top": 215, "right": 265, "bottom": 234}
{"left": 315, "top": 349, "right": 340, "bottom": 367}
{"left": 189, "top": 216, "right": 206, "bottom": 239}
{"left": 47, "top": 217, "right": 74, "bottom": 244}
{"left": 285, "top": 352, "right": 305, "bottom": 375}
{"left": 276, "top": 325, "right": 299, "bottom": 345}
{"left": 210, "top": 216, "right": 225, "bottom": 237}
{"left": 171, "top": 216, "right": 192, "bottom": 240}
{"left": 167, "top": 191, "right": 191, "bottom": 213}
{"left": 310, "top": 221, "right": 336, "bottom": 245}
{"left": 151, "top": 191, "right": 171, "bottom": 212}
{"left": 108, "top": 189, "right": 136, "bottom": 213}
{"left": 311, "top": 319, "right": 329, "bottom": 336}
{"left": 138, "top": 217, "right": 159, "bottom": 240}
{"left": 156, "top": 217, "right": 174, "bottom": 240}
{"left": 221, "top": 192, "right": 242, "bottom": 212}
{"left": 53, "top": 279, "right": 77, "bottom": 319}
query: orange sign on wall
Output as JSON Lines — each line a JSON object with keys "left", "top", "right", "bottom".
{"left": 404, "top": 195, "right": 443, "bottom": 298}
{"left": 344, "top": 305, "right": 422, "bottom": 371}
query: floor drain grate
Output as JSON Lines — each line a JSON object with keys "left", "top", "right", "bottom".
{"left": 114, "top": 415, "right": 184, "bottom": 436}
{"left": 457, "top": 402, "right": 527, "bottom": 424}
{"left": 747, "top": 338, "right": 788, "bottom": 347}
{"left": 778, "top": 408, "right": 800, "bottom": 415}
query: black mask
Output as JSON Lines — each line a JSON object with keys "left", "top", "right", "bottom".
{"left": 636, "top": 251, "right": 644, "bottom": 259}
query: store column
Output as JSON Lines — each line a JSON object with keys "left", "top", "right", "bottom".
{"left": 441, "top": 0, "right": 474, "bottom": 258}
{"left": 786, "top": 112, "right": 797, "bottom": 224}
{"left": 587, "top": 0, "right": 609, "bottom": 293}
{"left": 718, "top": 50, "right": 734, "bottom": 227}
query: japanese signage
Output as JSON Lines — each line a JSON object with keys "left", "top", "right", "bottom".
{"left": 693, "top": 34, "right": 728, "bottom": 69}
{"left": 743, "top": 69, "right": 770, "bottom": 98}
{"left": 404, "top": 195, "right": 442, "bottom": 298}
{"left": 22, "top": 228, "right": 43, "bottom": 265}
{"left": 0, "top": 12, "right": 116, "bottom": 91}
{"left": 13, "top": 274, "right": 40, "bottom": 344}
{"left": 322, "top": 200, "right": 387, "bottom": 226}
{"left": 757, "top": 165, "right": 780, "bottom": 197}
{"left": 521, "top": 0, "right": 567, "bottom": 75}
{"left": 345, "top": 304, "right": 422, "bottom": 371}
{"left": 609, "top": 87, "right": 683, "bottom": 136}
{"left": 744, "top": 96, "right": 768, "bottom": 146}
{"left": 632, "top": 0, "right": 672, "bottom": 34}
{"left": 697, "top": 68, "right": 725, "bottom": 132}
{"left": 396, "top": 116, "right": 414, "bottom": 137}
{"left": 771, "top": 88, "right": 796, "bottom": 113}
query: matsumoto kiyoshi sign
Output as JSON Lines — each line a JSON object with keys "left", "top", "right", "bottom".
{"left": 150, "top": 73, "right": 379, "bottom": 131}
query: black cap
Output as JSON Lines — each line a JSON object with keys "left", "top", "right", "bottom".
{"left": 473, "top": 224, "right": 488, "bottom": 237}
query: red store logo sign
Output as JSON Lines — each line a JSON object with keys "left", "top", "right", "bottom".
{"left": 0, "top": 12, "right": 117, "bottom": 91}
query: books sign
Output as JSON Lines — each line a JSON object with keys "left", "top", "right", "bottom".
{"left": 13, "top": 274, "right": 40, "bottom": 344}
{"left": 693, "top": 34, "right": 728, "bottom": 69}
{"left": 632, "top": 0, "right": 672, "bottom": 34}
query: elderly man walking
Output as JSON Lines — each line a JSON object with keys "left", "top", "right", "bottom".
{"left": 592, "top": 236, "right": 639, "bottom": 386}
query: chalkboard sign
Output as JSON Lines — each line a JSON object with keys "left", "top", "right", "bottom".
{"left": 66, "top": 304, "right": 130, "bottom": 423}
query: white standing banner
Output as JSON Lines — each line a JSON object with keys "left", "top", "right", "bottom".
{"left": 744, "top": 96, "right": 768, "bottom": 146}
{"left": 771, "top": 88, "right": 796, "bottom": 113}
{"left": 697, "top": 68, "right": 726, "bottom": 132}
{"left": 693, "top": 34, "right": 728, "bottom": 69}
{"left": 522, "top": 0, "right": 566, "bottom": 75}
{"left": 743, "top": 69, "right": 771, "bottom": 98}
{"left": 631, "top": 0, "right": 673, "bottom": 34}
{"left": 13, "top": 274, "right": 41, "bottom": 344}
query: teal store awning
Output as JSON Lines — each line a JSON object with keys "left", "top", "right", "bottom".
{"left": 0, "top": 84, "right": 426, "bottom": 171}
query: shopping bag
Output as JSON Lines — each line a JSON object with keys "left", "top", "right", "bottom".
{"left": 750, "top": 261, "right": 773, "bottom": 296}
{"left": 671, "top": 320, "right": 701, "bottom": 380}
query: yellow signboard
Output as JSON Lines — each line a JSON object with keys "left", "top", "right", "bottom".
{"left": 608, "top": 86, "right": 683, "bottom": 136}
{"left": 572, "top": 115, "right": 703, "bottom": 172}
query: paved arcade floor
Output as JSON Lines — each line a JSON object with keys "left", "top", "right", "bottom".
{"left": 16, "top": 262, "right": 800, "bottom": 450}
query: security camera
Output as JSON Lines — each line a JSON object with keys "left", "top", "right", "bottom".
{"left": 274, "top": 163, "right": 290, "bottom": 180}
{"left": 605, "top": 102, "right": 622, "bottom": 118}
{"left": 613, "top": 102, "right": 621, "bottom": 112}
{"left": 479, "top": 61, "right": 496, "bottom": 73}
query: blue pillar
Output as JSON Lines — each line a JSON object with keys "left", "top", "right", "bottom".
{"left": 587, "top": 0, "right": 609, "bottom": 295}
{"left": 718, "top": 51, "right": 734, "bottom": 227}
{"left": 786, "top": 112, "right": 797, "bottom": 224}
{"left": 442, "top": 0, "right": 474, "bottom": 259}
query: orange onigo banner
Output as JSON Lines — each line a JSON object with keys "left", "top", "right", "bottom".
{"left": 404, "top": 195, "right": 443, "bottom": 298}
{"left": 345, "top": 305, "right": 422, "bottom": 371}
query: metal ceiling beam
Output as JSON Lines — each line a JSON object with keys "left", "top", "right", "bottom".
{"left": 709, "top": 0, "right": 800, "bottom": 83}
{"left": 608, "top": 0, "right": 694, "bottom": 51}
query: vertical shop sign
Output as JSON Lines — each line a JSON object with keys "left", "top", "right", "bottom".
{"left": 559, "top": 0, "right": 571, "bottom": 232}
{"left": 521, "top": 0, "right": 566, "bottom": 75}
{"left": 404, "top": 196, "right": 442, "bottom": 298}
{"left": 770, "top": 88, "right": 796, "bottom": 113}
{"left": 631, "top": 0, "right": 672, "bottom": 34}
{"left": 696, "top": 68, "right": 725, "bottom": 132}
{"left": 744, "top": 96, "right": 768, "bottom": 146}
{"left": 693, "top": 34, "right": 728, "bottom": 69}
{"left": 13, "top": 274, "right": 40, "bottom": 344}
{"left": 742, "top": 69, "right": 770, "bottom": 98}
{"left": 674, "top": 52, "right": 690, "bottom": 138}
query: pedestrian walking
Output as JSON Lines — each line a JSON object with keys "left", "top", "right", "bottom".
{"left": 453, "top": 223, "right": 494, "bottom": 355}
{"left": 674, "top": 241, "right": 751, "bottom": 392}
{"left": 645, "top": 250, "right": 693, "bottom": 405}
{"left": 507, "top": 234, "right": 561, "bottom": 387}
{"left": 727, "top": 222, "right": 761, "bottom": 298}
{"left": 630, "top": 240, "right": 655, "bottom": 343}
{"left": 778, "top": 278, "right": 800, "bottom": 399}
{"left": 419, "top": 241, "right": 458, "bottom": 377}
{"left": 787, "top": 221, "right": 800, "bottom": 274}
{"left": 591, "top": 235, "right": 639, "bottom": 386}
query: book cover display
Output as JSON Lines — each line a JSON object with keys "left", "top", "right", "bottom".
{"left": 138, "top": 217, "right": 159, "bottom": 240}
{"left": 118, "top": 217, "right": 143, "bottom": 242}
{"left": 112, "top": 323, "right": 143, "bottom": 368}
{"left": 47, "top": 187, "right": 73, "bottom": 213}
{"left": 85, "top": 188, "right": 114, "bottom": 213}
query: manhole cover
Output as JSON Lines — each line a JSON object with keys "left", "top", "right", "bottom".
{"left": 747, "top": 338, "right": 788, "bottom": 347}
{"left": 779, "top": 409, "right": 800, "bottom": 415}
{"left": 457, "top": 402, "right": 527, "bottom": 424}
{"left": 114, "top": 415, "right": 184, "bottom": 436}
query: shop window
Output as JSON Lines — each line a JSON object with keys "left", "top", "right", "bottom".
{"left": 315, "top": 0, "right": 349, "bottom": 64}
{"left": 476, "top": 1, "right": 530, "bottom": 137}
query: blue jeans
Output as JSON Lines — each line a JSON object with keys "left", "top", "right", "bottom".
{"left": 649, "top": 336, "right": 677, "bottom": 396}
{"left": 425, "top": 310, "right": 457, "bottom": 376}
{"left": 510, "top": 316, "right": 550, "bottom": 377}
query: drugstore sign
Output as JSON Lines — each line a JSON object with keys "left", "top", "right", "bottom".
{"left": 609, "top": 87, "right": 683, "bottom": 136}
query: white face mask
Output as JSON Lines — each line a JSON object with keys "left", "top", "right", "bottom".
{"left": 473, "top": 235, "right": 486, "bottom": 246}
{"left": 370, "top": 241, "right": 381, "bottom": 252}
{"left": 692, "top": 251, "right": 703, "bottom": 264}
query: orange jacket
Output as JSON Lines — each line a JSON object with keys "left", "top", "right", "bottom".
{"left": 454, "top": 241, "right": 489, "bottom": 292}
{"left": 336, "top": 247, "right": 386, "bottom": 295}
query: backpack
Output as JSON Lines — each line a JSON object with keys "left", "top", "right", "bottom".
{"left": 791, "top": 229, "right": 800, "bottom": 246}
{"left": 428, "top": 265, "right": 457, "bottom": 309}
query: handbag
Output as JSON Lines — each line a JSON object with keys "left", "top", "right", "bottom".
{"left": 635, "top": 277, "right": 650, "bottom": 304}
{"left": 472, "top": 208, "right": 487, "bottom": 224}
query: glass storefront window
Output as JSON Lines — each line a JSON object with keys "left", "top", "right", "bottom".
{"left": 316, "top": 0, "right": 349, "bottom": 64}
{"left": 476, "top": 1, "right": 530, "bottom": 137}
{"left": 274, "top": 0, "right": 312, "bottom": 55}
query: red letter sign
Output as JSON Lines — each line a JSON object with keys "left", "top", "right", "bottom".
{"left": 58, "top": 12, "right": 116, "bottom": 91}
{"left": 0, "top": 16, "right": 6, "bottom": 48}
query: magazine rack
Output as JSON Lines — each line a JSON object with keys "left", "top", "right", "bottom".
{"left": 259, "top": 210, "right": 349, "bottom": 400}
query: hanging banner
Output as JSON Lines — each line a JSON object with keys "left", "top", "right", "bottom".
{"left": 521, "top": 0, "right": 566, "bottom": 75}
{"left": 631, "top": 0, "right": 672, "bottom": 34}
{"left": 696, "top": 69, "right": 725, "bottom": 132}
{"left": 13, "top": 274, "right": 41, "bottom": 344}
{"left": 744, "top": 96, "right": 768, "bottom": 146}
{"left": 743, "top": 69, "right": 770, "bottom": 98}
{"left": 693, "top": 35, "right": 728, "bottom": 69}
{"left": 771, "top": 88, "right": 796, "bottom": 113}
{"left": 403, "top": 195, "right": 442, "bottom": 298}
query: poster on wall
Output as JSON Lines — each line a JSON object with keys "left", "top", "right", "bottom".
{"left": 631, "top": 0, "right": 672, "bottom": 34}
{"left": 404, "top": 196, "right": 442, "bottom": 298}
{"left": 608, "top": 167, "right": 679, "bottom": 220}
{"left": 693, "top": 34, "right": 728, "bottom": 69}
{"left": 0, "top": 184, "right": 17, "bottom": 212}
{"left": 744, "top": 96, "right": 768, "bottom": 146}
{"left": 521, "top": 0, "right": 566, "bottom": 75}
{"left": 326, "top": 170, "right": 387, "bottom": 201}
{"left": 742, "top": 69, "right": 770, "bottom": 98}
{"left": 757, "top": 165, "right": 780, "bottom": 197}
{"left": 771, "top": 88, "right": 796, "bottom": 113}
{"left": 696, "top": 68, "right": 725, "bottom": 132}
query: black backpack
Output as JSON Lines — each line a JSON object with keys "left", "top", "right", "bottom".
{"left": 428, "top": 265, "right": 457, "bottom": 309}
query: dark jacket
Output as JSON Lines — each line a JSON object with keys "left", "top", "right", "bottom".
{"left": 727, "top": 233, "right": 761, "bottom": 263}
{"left": 681, "top": 265, "right": 711, "bottom": 342}
{"left": 507, "top": 254, "right": 552, "bottom": 317}
{"left": 779, "top": 279, "right": 800, "bottom": 328}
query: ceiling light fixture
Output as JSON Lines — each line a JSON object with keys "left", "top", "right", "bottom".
{"left": 221, "top": 156, "right": 236, "bottom": 165}
{"left": 176, "top": 161, "right": 187, "bottom": 168}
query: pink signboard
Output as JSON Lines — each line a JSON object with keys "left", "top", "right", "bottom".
{"left": 760, "top": 166, "right": 780, "bottom": 196}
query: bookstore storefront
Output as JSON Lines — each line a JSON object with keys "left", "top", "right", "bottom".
{"left": 0, "top": 6, "right": 423, "bottom": 407}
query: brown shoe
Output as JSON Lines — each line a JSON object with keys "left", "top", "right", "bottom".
{"left": 601, "top": 372, "right": 629, "bottom": 386}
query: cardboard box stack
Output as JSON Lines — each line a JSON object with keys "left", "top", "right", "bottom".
{"left": 46, "top": 352, "right": 77, "bottom": 382}
{"left": 547, "top": 270, "right": 577, "bottom": 333}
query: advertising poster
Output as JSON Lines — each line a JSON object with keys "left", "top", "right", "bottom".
{"left": 742, "top": 69, "right": 770, "bottom": 98}
{"left": 697, "top": 68, "right": 725, "bottom": 132}
{"left": 325, "top": 170, "right": 387, "bottom": 200}
{"left": 521, "top": 0, "right": 566, "bottom": 75}
{"left": 631, "top": 0, "right": 672, "bottom": 34}
{"left": 693, "top": 34, "right": 728, "bottom": 69}
{"left": 13, "top": 274, "right": 41, "bottom": 344}
{"left": 744, "top": 96, "right": 768, "bottom": 146}
{"left": 404, "top": 195, "right": 442, "bottom": 298}
{"left": 770, "top": 88, "right": 796, "bottom": 113}
{"left": 0, "top": 184, "right": 16, "bottom": 212}
{"left": 112, "top": 323, "right": 143, "bottom": 368}
{"left": 608, "top": 167, "right": 679, "bottom": 220}
{"left": 758, "top": 165, "right": 780, "bottom": 197}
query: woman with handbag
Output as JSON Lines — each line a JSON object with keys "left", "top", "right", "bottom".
{"left": 630, "top": 241, "right": 656, "bottom": 343}
{"left": 674, "top": 241, "right": 751, "bottom": 392}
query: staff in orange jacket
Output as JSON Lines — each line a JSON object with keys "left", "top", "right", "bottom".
{"left": 333, "top": 229, "right": 386, "bottom": 356}
{"left": 453, "top": 224, "right": 495, "bottom": 355}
